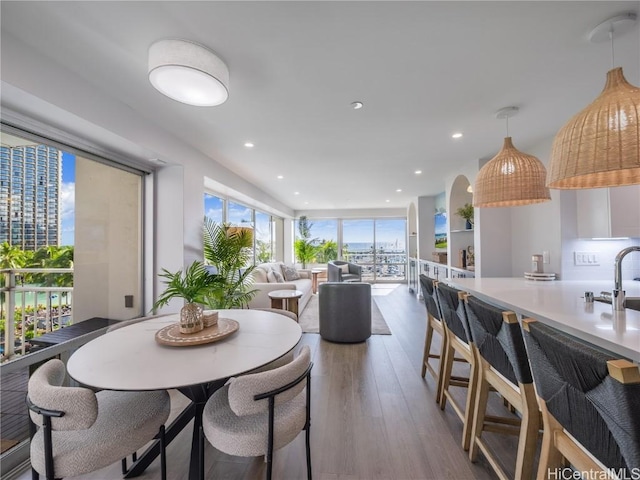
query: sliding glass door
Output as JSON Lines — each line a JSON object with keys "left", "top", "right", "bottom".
{"left": 340, "top": 218, "right": 407, "bottom": 282}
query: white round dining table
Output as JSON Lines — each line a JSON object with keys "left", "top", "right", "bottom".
{"left": 66, "top": 309, "right": 302, "bottom": 480}
{"left": 67, "top": 309, "right": 302, "bottom": 391}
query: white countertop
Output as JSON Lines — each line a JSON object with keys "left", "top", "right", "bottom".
{"left": 67, "top": 309, "right": 302, "bottom": 391}
{"left": 444, "top": 277, "right": 640, "bottom": 362}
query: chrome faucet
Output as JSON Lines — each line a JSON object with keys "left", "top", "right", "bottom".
{"left": 613, "top": 246, "right": 640, "bottom": 311}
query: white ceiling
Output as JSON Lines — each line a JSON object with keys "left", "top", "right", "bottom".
{"left": 1, "top": 1, "right": 639, "bottom": 212}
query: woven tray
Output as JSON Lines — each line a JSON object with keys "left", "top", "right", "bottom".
{"left": 155, "top": 318, "right": 239, "bottom": 347}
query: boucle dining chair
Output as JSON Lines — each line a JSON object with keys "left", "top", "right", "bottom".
{"left": 523, "top": 319, "right": 640, "bottom": 478}
{"left": 435, "top": 282, "right": 477, "bottom": 451}
{"left": 200, "top": 345, "right": 313, "bottom": 480}
{"left": 27, "top": 359, "right": 171, "bottom": 480}
{"left": 418, "top": 275, "right": 447, "bottom": 400}
{"left": 464, "top": 295, "right": 539, "bottom": 480}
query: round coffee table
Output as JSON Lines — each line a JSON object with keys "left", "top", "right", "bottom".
{"left": 268, "top": 289, "right": 304, "bottom": 319}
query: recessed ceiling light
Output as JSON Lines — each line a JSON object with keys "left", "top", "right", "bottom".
{"left": 385, "top": 199, "right": 390, "bottom": 203}
{"left": 396, "top": 189, "right": 402, "bottom": 193}
{"left": 277, "top": 175, "right": 284, "bottom": 180}
{"left": 304, "top": 201, "right": 309, "bottom": 205}
{"left": 414, "top": 170, "right": 422, "bottom": 175}
{"left": 244, "top": 142, "right": 254, "bottom": 148}
{"left": 452, "top": 132, "right": 463, "bottom": 139}
{"left": 351, "top": 101, "right": 364, "bottom": 110}
{"left": 294, "top": 191, "right": 300, "bottom": 195}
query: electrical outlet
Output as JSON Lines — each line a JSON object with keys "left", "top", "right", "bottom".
{"left": 574, "top": 251, "right": 600, "bottom": 266}
{"left": 543, "top": 250, "right": 550, "bottom": 264}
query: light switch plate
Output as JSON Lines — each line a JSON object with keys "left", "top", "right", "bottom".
{"left": 574, "top": 251, "right": 600, "bottom": 266}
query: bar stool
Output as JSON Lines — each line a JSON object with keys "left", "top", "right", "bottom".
{"left": 523, "top": 319, "right": 640, "bottom": 478}
{"left": 436, "top": 282, "right": 477, "bottom": 451}
{"left": 419, "top": 275, "right": 446, "bottom": 399}
{"left": 464, "top": 295, "right": 539, "bottom": 480}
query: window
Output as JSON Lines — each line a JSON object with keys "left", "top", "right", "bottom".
{"left": 255, "top": 211, "right": 273, "bottom": 263}
{"left": 203, "top": 193, "right": 280, "bottom": 265}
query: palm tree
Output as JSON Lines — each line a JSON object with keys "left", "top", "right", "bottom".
{"left": 315, "top": 239, "right": 338, "bottom": 263}
{"left": 294, "top": 216, "right": 318, "bottom": 268}
{"left": 0, "top": 242, "right": 26, "bottom": 269}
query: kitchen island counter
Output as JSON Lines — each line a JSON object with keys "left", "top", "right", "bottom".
{"left": 444, "top": 277, "right": 640, "bottom": 362}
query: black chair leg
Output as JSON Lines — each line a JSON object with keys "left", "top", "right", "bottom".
{"left": 121, "top": 458, "right": 127, "bottom": 475}
{"left": 159, "top": 425, "right": 166, "bottom": 480}
{"left": 199, "top": 426, "right": 205, "bottom": 480}
{"left": 305, "top": 425, "right": 312, "bottom": 480}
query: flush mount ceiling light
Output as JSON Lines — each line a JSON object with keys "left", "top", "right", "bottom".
{"left": 474, "top": 107, "right": 551, "bottom": 208}
{"left": 244, "top": 142, "right": 254, "bottom": 148}
{"left": 414, "top": 170, "right": 422, "bottom": 175}
{"left": 148, "top": 39, "right": 229, "bottom": 106}
{"left": 452, "top": 132, "right": 463, "bottom": 139}
{"left": 547, "top": 13, "right": 640, "bottom": 188}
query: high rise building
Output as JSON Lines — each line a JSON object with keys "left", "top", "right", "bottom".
{"left": 0, "top": 144, "right": 61, "bottom": 250}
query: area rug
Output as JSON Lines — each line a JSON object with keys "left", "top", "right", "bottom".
{"left": 298, "top": 294, "right": 391, "bottom": 335}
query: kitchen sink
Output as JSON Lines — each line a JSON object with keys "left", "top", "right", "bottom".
{"left": 594, "top": 296, "right": 640, "bottom": 312}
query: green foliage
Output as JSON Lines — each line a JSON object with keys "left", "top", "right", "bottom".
{"left": 455, "top": 203, "right": 474, "bottom": 222}
{"left": 255, "top": 239, "right": 272, "bottom": 263}
{"left": 153, "top": 260, "right": 222, "bottom": 310}
{"left": 315, "top": 240, "right": 338, "bottom": 263}
{"left": 294, "top": 216, "right": 319, "bottom": 268}
{"left": 0, "top": 242, "right": 26, "bottom": 269}
{"left": 294, "top": 239, "right": 318, "bottom": 269}
{"left": 202, "top": 219, "right": 257, "bottom": 309}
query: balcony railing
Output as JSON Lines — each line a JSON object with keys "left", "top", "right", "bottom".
{"left": 1, "top": 268, "right": 74, "bottom": 361}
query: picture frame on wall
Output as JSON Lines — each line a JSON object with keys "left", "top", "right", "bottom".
{"left": 434, "top": 211, "right": 447, "bottom": 249}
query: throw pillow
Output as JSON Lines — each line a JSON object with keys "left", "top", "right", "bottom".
{"left": 267, "top": 270, "right": 278, "bottom": 283}
{"left": 282, "top": 264, "right": 300, "bottom": 281}
{"left": 273, "top": 270, "right": 285, "bottom": 283}
{"left": 252, "top": 267, "right": 269, "bottom": 283}
{"left": 339, "top": 264, "right": 350, "bottom": 274}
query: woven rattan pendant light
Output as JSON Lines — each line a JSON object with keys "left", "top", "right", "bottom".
{"left": 547, "top": 13, "right": 640, "bottom": 189}
{"left": 474, "top": 107, "right": 551, "bottom": 208}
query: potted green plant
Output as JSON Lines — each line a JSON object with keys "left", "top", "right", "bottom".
{"left": 455, "top": 203, "right": 475, "bottom": 229}
{"left": 153, "top": 260, "right": 222, "bottom": 333}
{"left": 203, "top": 218, "right": 257, "bottom": 309}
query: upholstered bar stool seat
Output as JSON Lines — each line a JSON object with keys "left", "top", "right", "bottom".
{"left": 419, "top": 275, "right": 447, "bottom": 401}
{"left": 436, "top": 282, "right": 477, "bottom": 451}
{"left": 319, "top": 282, "right": 371, "bottom": 343}
{"left": 523, "top": 320, "right": 640, "bottom": 478}
{"left": 464, "top": 295, "right": 539, "bottom": 480}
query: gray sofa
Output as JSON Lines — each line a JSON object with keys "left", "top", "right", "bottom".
{"left": 319, "top": 282, "right": 371, "bottom": 343}
{"left": 247, "top": 262, "right": 312, "bottom": 314}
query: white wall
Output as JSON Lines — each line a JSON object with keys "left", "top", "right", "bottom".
{"left": 74, "top": 157, "right": 142, "bottom": 321}
{"left": 506, "top": 136, "right": 563, "bottom": 278}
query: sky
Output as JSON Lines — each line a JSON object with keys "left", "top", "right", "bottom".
{"left": 60, "top": 151, "right": 75, "bottom": 246}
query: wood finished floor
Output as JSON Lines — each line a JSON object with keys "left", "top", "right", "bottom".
{"left": 17, "top": 285, "right": 528, "bottom": 480}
